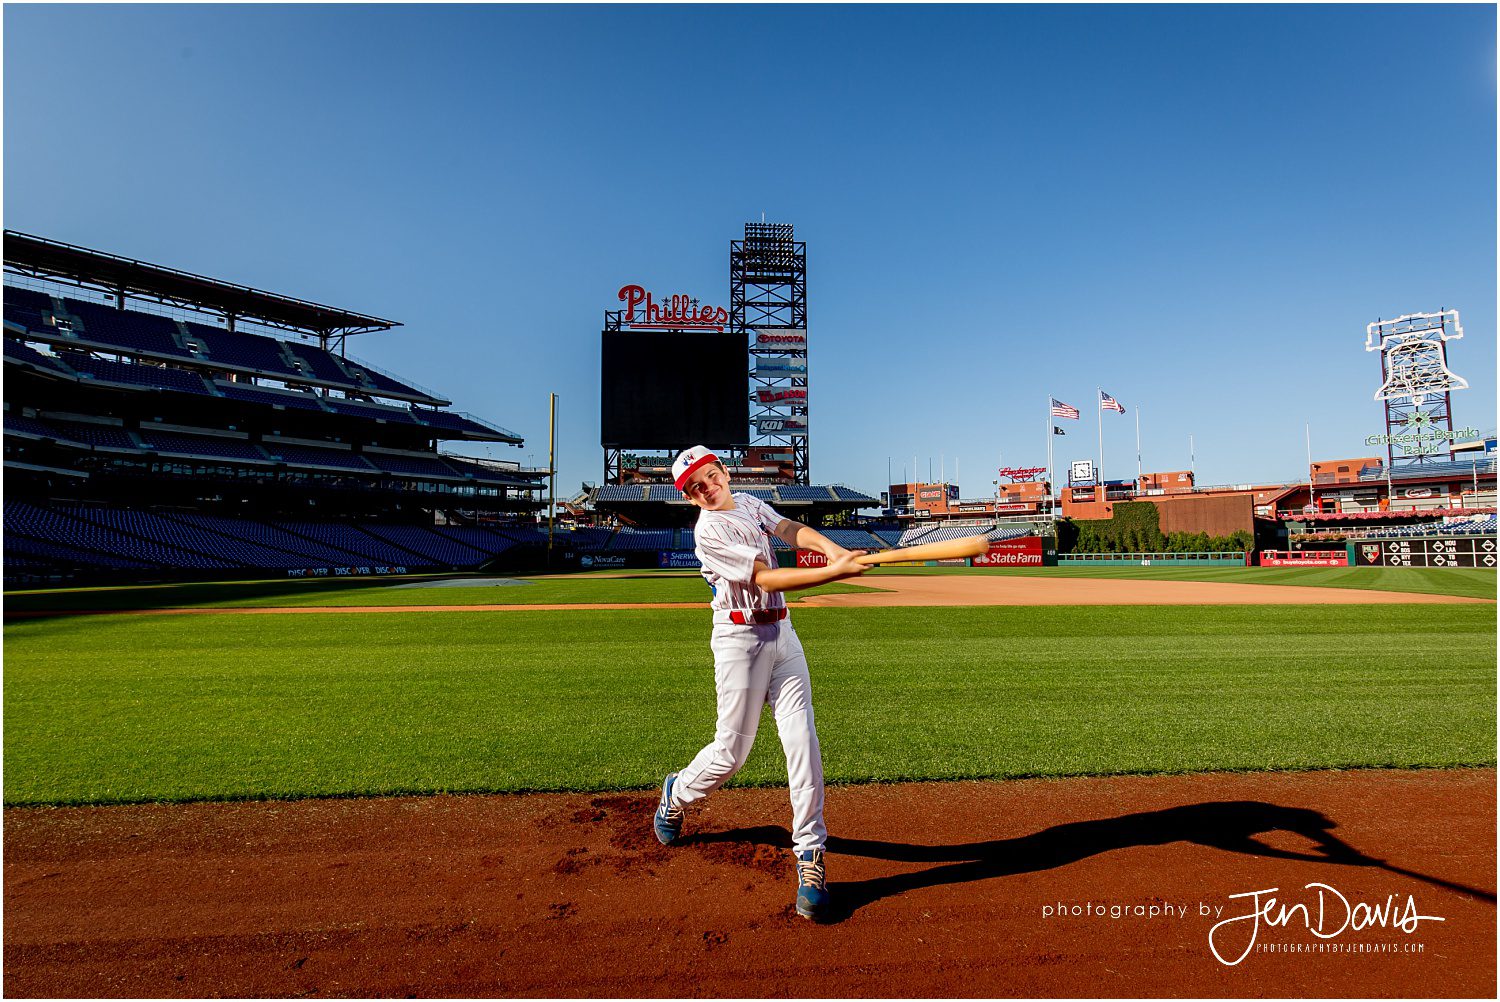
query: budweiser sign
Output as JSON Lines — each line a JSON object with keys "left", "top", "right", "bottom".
{"left": 617, "top": 285, "right": 728, "bottom": 331}
{"left": 756, "top": 388, "right": 807, "bottom": 404}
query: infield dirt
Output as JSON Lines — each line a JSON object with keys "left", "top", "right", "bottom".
{"left": 5, "top": 769, "right": 1494, "bottom": 998}
{"left": 4, "top": 572, "right": 1490, "bottom": 618}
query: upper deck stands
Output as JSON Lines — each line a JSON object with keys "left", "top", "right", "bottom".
{"left": 214, "top": 380, "right": 330, "bottom": 411}
{"left": 64, "top": 353, "right": 214, "bottom": 395}
{"left": 182, "top": 320, "right": 303, "bottom": 376}
{"left": 63, "top": 298, "right": 195, "bottom": 359}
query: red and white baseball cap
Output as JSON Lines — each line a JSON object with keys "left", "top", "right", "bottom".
{"left": 673, "top": 445, "right": 719, "bottom": 491}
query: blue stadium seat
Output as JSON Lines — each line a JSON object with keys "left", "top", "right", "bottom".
{"left": 61, "top": 298, "right": 193, "bottom": 359}
{"left": 64, "top": 353, "right": 213, "bottom": 395}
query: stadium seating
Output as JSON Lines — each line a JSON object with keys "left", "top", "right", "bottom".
{"left": 337, "top": 358, "right": 435, "bottom": 401}
{"left": 260, "top": 440, "right": 378, "bottom": 471}
{"left": 356, "top": 524, "right": 495, "bottom": 566}
{"left": 1354, "top": 516, "right": 1499, "bottom": 539}
{"left": 46, "top": 421, "right": 142, "bottom": 451}
{"left": 438, "top": 456, "right": 533, "bottom": 484}
{"left": 410, "top": 409, "right": 519, "bottom": 440}
{"left": 63, "top": 506, "right": 328, "bottom": 570}
{"left": 362, "top": 450, "right": 466, "bottom": 479}
{"left": 4, "top": 413, "right": 83, "bottom": 445}
{"left": 818, "top": 528, "right": 885, "bottom": 550}
{"left": 62, "top": 298, "right": 194, "bottom": 359}
{"left": 283, "top": 341, "right": 359, "bottom": 385}
{"left": 181, "top": 321, "right": 305, "bottom": 376}
{"left": 596, "top": 485, "right": 648, "bottom": 501}
{"left": 2, "top": 286, "right": 54, "bottom": 331}
{"left": 5, "top": 531, "right": 157, "bottom": 571}
{"left": 271, "top": 521, "right": 438, "bottom": 567}
{"left": 898, "top": 525, "right": 937, "bottom": 546}
{"left": 831, "top": 486, "right": 878, "bottom": 502}
{"left": 7, "top": 501, "right": 235, "bottom": 570}
{"left": 1360, "top": 458, "right": 1498, "bottom": 481}
{"left": 215, "top": 380, "right": 330, "bottom": 411}
{"left": 647, "top": 485, "right": 683, "bottom": 502}
{"left": 5, "top": 338, "right": 76, "bottom": 376}
{"left": 137, "top": 429, "right": 274, "bottom": 463}
{"left": 324, "top": 398, "right": 419, "bottom": 424}
{"left": 560, "top": 526, "right": 616, "bottom": 550}
{"left": 65, "top": 353, "right": 214, "bottom": 395}
{"left": 607, "top": 529, "right": 674, "bottom": 551}
{"left": 777, "top": 485, "right": 834, "bottom": 501}
{"left": 430, "top": 526, "right": 524, "bottom": 556}
{"left": 872, "top": 529, "right": 904, "bottom": 547}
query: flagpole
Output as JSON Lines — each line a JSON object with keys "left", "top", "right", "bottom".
{"left": 1045, "top": 397, "right": 1052, "bottom": 518}
{"left": 1135, "top": 407, "right": 1142, "bottom": 490}
{"left": 1097, "top": 387, "right": 1104, "bottom": 497}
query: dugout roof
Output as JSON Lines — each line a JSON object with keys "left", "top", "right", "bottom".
{"left": 4, "top": 232, "right": 399, "bottom": 338}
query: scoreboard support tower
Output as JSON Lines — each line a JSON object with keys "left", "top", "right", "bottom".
{"left": 732, "top": 222, "right": 810, "bottom": 485}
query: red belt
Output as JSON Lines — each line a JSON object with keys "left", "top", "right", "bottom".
{"left": 729, "top": 608, "right": 787, "bottom": 625}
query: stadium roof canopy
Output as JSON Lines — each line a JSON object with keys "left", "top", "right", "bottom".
{"left": 3, "top": 231, "right": 399, "bottom": 340}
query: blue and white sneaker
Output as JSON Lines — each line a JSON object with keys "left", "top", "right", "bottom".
{"left": 795, "top": 848, "right": 830, "bottom": 920}
{"left": 653, "top": 772, "right": 685, "bottom": 845}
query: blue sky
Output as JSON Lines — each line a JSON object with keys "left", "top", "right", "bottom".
{"left": 5, "top": 4, "right": 1495, "bottom": 497}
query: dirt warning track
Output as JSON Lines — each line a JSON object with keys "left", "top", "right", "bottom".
{"left": 4, "top": 574, "right": 1490, "bottom": 619}
{"left": 4, "top": 769, "right": 1494, "bottom": 997}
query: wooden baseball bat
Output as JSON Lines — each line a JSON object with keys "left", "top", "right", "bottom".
{"left": 853, "top": 534, "right": 990, "bottom": 566}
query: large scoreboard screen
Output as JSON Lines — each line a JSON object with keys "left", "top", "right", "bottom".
{"left": 600, "top": 331, "right": 747, "bottom": 449}
{"left": 1353, "top": 536, "right": 1497, "bottom": 568}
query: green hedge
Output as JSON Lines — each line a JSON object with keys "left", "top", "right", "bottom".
{"left": 1059, "top": 503, "right": 1251, "bottom": 554}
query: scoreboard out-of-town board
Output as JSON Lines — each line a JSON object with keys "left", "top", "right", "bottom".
{"left": 1353, "top": 536, "right": 1498, "bottom": 568}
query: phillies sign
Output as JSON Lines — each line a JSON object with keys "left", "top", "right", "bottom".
{"left": 617, "top": 285, "right": 728, "bottom": 331}
{"left": 756, "top": 388, "right": 807, "bottom": 404}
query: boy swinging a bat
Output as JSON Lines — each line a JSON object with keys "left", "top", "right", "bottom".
{"left": 652, "top": 445, "right": 869, "bottom": 921}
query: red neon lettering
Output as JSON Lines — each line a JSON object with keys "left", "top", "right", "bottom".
{"left": 618, "top": 284, "right": 647, "bottom": 322}
{"left": 617, "top": 284, "right": 729, "bottom": 330}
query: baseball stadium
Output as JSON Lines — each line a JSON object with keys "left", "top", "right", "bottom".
{"left": 3, "top": 222, "right": 1495, "bottom": 998}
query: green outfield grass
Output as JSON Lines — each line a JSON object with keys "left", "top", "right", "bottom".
{"left": 865, "top": 564, "right": 1498, "bottom": 600}
{"left": 0, "top": 573, "right": 869, "bottom": 613}
{"left": 4, "top": 600, "right": 1493, "bottom": 805}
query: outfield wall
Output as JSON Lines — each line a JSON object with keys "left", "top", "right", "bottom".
{"left": 1059, "top": 552, "right": 1249, "bottom": 566}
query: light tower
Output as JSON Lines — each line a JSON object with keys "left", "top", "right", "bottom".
{"left": 731, "top": 222, "right": 809, "bottom": 484}
{"left": 1366, "top": 309, "right": 1468, "bottom": 471}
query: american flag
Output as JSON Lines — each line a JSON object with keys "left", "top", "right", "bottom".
{"left": 1050, "top": 398, "right": 1079, "bottom": 420}
{"left": 1100, "top": 391, "right": 1126, "bottom": 414}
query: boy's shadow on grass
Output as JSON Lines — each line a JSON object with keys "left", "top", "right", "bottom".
{"left": 687, "top": 800, "right": 1496, "bottom": 922}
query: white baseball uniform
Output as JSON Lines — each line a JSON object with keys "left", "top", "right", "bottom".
{"left": 670, "top": 492, "right": 826, "bottom": 854}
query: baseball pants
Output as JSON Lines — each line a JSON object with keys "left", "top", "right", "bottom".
{"left": 672, "top": 617, "right": 827, "bottom": 854}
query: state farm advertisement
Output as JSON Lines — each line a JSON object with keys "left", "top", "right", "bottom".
{"left": 973, "top": 538, "right": 1045, "bottom": 567}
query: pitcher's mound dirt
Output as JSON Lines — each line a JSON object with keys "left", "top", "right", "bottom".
{"left": 4, "top": 769, "right": 1493, "bottom": 998}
